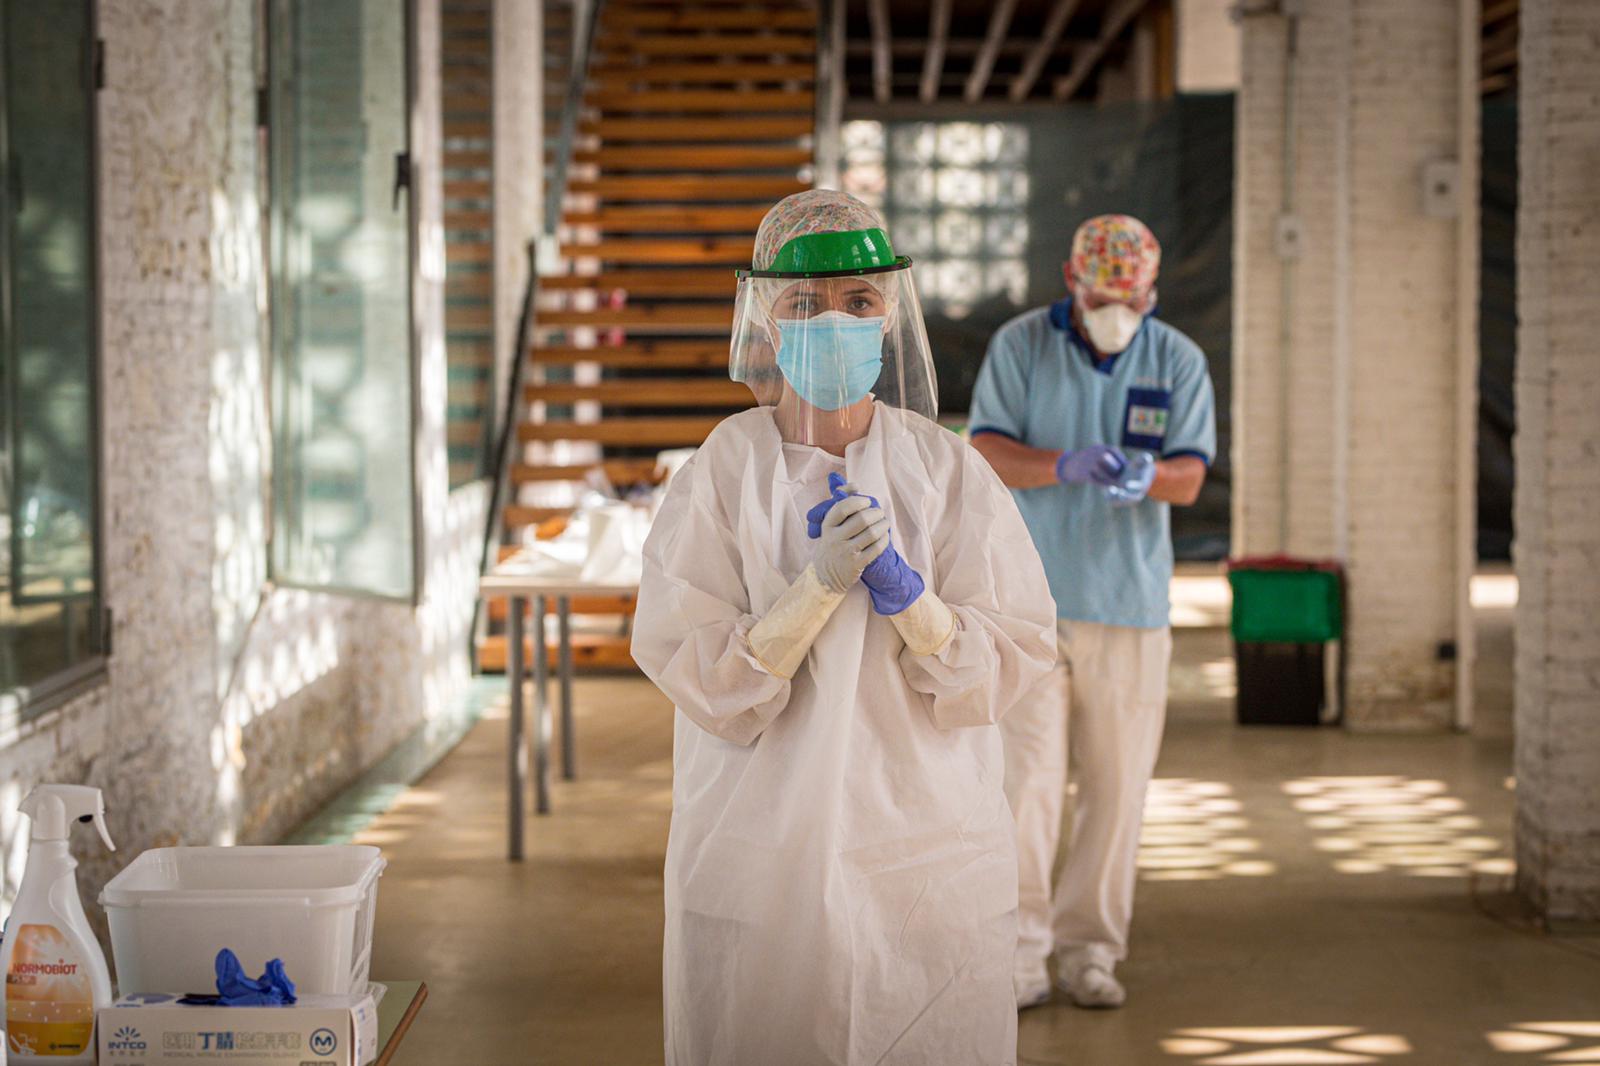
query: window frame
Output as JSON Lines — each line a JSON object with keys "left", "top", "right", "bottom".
{"left": 0, "top": 0, "right": 109, "bottom": 722}
{"left": 263, "top": 0, "right": 423, "bottom": 606}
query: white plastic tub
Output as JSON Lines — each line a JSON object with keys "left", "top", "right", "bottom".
{"left": 100, "top": 845, "right": 385, "bottom": 997}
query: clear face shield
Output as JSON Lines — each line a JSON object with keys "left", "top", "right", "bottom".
{"left": 729, "top": 229, "right": 938, "bottom": 448}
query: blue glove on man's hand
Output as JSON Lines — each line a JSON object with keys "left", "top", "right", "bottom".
{"left": 1105, "top": 452, "right": 1157, "bottom": 506}
{"left": 1056, "top": 445, "right": 1127, "bottom": 486}
{"left": 806, "top": 472, "right": 925, "bottom": 615}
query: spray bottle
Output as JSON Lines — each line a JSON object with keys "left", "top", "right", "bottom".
{"left": 0, "top": 785, "right": 116, "bottom": 1063}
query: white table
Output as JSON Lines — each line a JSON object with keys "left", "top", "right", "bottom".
{"left": 479, "top": 565, "right": 640, "bottom": 861}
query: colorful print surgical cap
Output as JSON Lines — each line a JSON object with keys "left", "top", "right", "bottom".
{"left": 1067, "top": 214, "right": 1161, "bottom": 300}
{"left": 752, "top": 189, "right": 889, "bottom": 271}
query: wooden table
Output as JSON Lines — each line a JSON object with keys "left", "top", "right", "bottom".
{"left": 478, "top": 567, "right": 641, "bottom": 860}
{"left": 374, "top": 981, "right": 428, "bottom": 1065}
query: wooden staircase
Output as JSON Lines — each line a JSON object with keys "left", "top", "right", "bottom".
{"left": 479, "top": 0, "right": 818, "bottom": 672}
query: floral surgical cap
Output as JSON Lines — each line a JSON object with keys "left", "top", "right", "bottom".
{"left": 1067, "top": 214, "right": 1161, "bottom": 301}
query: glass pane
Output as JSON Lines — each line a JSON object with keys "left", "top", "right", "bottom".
{"left": 441, "top": 10, "right": 493, "bottom": 488}
{"left": 1, "top": 0, "right": 100, "bottom": 693}
{"left": 270, "top": 0, "right": 415, "bottom": 599}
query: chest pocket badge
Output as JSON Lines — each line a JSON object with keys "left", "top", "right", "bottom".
{"left": 1122, "top": 387, "right": 1171, "bottom": 451}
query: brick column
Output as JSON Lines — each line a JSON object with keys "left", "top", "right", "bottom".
{"left": 1513, "top": 0, "right": 1600, "bottom": 922}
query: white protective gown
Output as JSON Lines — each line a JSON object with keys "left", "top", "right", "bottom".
{"left": 632, "top": 402, "right": 1058, "bottom": 1066}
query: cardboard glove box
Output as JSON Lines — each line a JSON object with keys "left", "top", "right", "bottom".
{"left": 97, "top": 990, "right": 378, "bottom": 1066}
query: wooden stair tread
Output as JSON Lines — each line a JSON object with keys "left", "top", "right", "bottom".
{"left": 443, "top": 91, "right": 491, "bottom": 111}
{"left": 531, "top": 342, "right": 729, "bottom": 368}
{"left": 567, "top": 175, "right": 809, "bottom": 200}
{"left": 444, "top": 150, "right": 493, "bottom": 169}
{"left": 579, "top": 117, "right": 812, "bottom": 142}
{"left": 512, "top": 458, "right": 664, "bottom": 484}
{"left": 535, "top": 306, "right": 734, "bottom": 329}
{"left": 518, "top": 416, "right": 726, "bottom": 445}
{"left": 477, "top": 633, "right": 637, "bottom": 673}
{"left": 525, "top": 378, "right": 752, "bottom": 406}
{"left": 445, "top": 179, "right": 492, "bottom": 198}
{"left": 559, "top": 237, "right": 753, "bottom": 263}
{"left": 560, "top": 205, "right": 770, "bottom": 231}
{"left": 587, "top": 88, "right": 813, "bottom": 112}
{"left": 445, "top": 304, "right": 493, "bottom": 329}
{"left": 597, "top": 34, "right": 814, "bottom": 58}
{"left": 603, "top": 8, "right": 815, "bottom": 30}
{"left": 570, "top": 145, "right": 811, "bottom": 170}
{"left": 539, "top": 270, "right": 736, "bottom": 297}
{"left": 590, "top": 61, "right": 814, "bottom": 84}
{"left": 441, "top": 13, "right": 489, "bottom": 33}
{"left": 447, "top": 244, "right": 493, "bottom": 264}
{"left": 447, "top": 275, "right": 495, "bottom": 297}
{"left": 504, "top": 505, "right": 572, "bottom": 527}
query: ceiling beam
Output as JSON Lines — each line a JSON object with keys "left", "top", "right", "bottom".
{"left": 1052, "top": 0, "right": 1152, "bottom": 101}
{"left": 1010, "top": 0, "right": 1085, "bottom": 102}
{"left": 919, "top": 0, "right": 954, "bottom": 103}
{"left": 963, "top": 0, "right": 1020, "bottom": 102}
{"left": 868, "top": 0, "right": 893, "bottom": 104}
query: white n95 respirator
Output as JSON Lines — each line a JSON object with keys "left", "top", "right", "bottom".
{"left": 1081, "top": 303, "right": 1144, "bottom": 354}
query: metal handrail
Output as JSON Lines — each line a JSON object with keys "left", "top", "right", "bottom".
{"left": 474, "top": 0, "right": 605, "bottom": 656}
{"left": 476, "top": 241, "right": 541, "bottom": 606}
{"left": 546, "top": 0, "right": 604, "bottom": 241}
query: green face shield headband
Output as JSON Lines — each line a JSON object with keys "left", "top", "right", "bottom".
{"left": 737, "top": 228, "right": 912, "bottom": 280}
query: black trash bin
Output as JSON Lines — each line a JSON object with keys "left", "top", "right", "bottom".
{"left": 1226, "top": 558, "right": 1344, "bottom": 726}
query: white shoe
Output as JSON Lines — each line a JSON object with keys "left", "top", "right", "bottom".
{"left": 1015, "top": 970, "right": 1052, "bottom": 1010}
{"left": 1060, "top": 963, "right": 1126, "bottom": 1009}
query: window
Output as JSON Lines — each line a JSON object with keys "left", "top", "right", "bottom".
{"left": 842, "top": 120, "right": 1030, "bottom": 320}
{"left": 0, "top": 0, "right": 105, "bottom": 711}
{"left": 440, "top": 0, "right": 494, "bottom": 488}
{"left": 268, "top": 0, "right": 417, "bottom": 600}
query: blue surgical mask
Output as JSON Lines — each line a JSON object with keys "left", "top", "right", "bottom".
{"left": 774, "top": 311, "right": 886, "bottom": 411}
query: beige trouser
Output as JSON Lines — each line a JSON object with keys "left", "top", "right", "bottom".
{"left": 1000, "top": 619, "right": 1172, "bottom": 977}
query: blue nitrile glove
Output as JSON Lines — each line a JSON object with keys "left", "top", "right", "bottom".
{"left": 805, "top": 471, "right": 879, "bottom": 537}
{"left": 806, "top": 473, "right": 926, "bottom": 614}
{"left": 1056, "top": 445, "right": 1127, "bottom": 486}
{"left": 859, "top": 543, "right": 925, "bottom": 615}
{"left": 1105, "top": 452, "right": 1157, "bottom": 506}
{"left": 215, "top": 948, "right": 297, "bottom": 1006}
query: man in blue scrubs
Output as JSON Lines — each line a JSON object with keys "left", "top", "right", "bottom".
{"left": 968, "top": 215, "right": 1216, "bottom": 1010}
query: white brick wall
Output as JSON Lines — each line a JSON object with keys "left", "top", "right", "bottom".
{"left": 493, "top": 0, "right": 544, "bottom": 414}
{"left": 1513, "top": 0, "right": 1600, "bottom": 922}
{"left": 1234, "top": 0, "right": 1468, "bottom": 730}
{"left": 0, "top": 0, "right": 493, "bottom": 919}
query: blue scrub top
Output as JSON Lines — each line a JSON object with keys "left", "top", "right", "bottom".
{"left": 968, "top": 298, "right": 1217, "bottom": 629}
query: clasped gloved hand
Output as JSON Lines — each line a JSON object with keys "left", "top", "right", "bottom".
{"left": 806, "top": 473, "right": 925, "bottom": 615}
{"left": 1055, "top": 445, "right": 1127, "bottom": 486}
{"left": 1105, "top": 452, "right": 1157, "bottom": 506}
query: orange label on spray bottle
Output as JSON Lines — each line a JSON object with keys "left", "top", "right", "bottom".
{"left": 5, "top": 924, "right": 94, "bottom": 1056}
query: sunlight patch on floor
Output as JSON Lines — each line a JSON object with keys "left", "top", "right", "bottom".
{"left": 1282, "top": 775, "right": 1512, "bottom": 878}
{"left": 1161, "top": 1026, "right": 1412, "bottom": 1064}
{"left": 1139, "top": 779, "right": 1275, "bottom": 881}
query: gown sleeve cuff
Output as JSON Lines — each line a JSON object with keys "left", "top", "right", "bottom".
{"left": 889, "top": 588, "right": 958, "bottom": 657}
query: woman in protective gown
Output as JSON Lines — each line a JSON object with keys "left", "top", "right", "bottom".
{"left": 632, "top": 189, "right": 1058, "bottom": 1066}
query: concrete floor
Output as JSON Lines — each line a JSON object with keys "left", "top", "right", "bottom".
{"left": 366, "top": 590, "right": 1600, "bottom": 1065}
